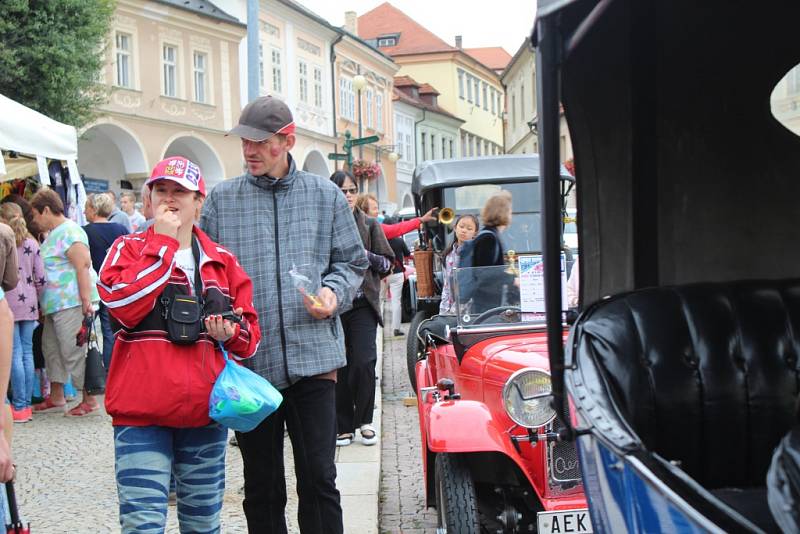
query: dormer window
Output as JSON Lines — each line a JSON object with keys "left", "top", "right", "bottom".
{"left": 377, "top": 35, "right": 398, "bottom": 47}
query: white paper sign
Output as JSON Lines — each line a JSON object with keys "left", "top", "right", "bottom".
{"left": 518, "top": 254, "right": 568, "bottom": 313}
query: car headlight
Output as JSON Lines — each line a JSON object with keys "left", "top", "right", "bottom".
{"left": 502, "top": 369, "right": 556, "bottom": 428}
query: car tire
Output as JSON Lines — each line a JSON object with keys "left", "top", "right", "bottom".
{"left": 435, "top": 453, "right": 480, "bottom": 534}
{"left": 406, "top": 310, "right": 427, "bottom": 394}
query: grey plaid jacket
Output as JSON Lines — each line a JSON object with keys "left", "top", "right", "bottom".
{"left": 200, "top": 156, "right": 367, "bottom": 389}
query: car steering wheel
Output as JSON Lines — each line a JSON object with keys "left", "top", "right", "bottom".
{"left": 472, "top": 306, "right": 522, "bottom": 325}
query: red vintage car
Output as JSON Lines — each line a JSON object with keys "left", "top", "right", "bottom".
{"left": 411, "top": 263, "right": 589, "bottom": 534}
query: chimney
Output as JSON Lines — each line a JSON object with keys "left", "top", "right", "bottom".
{"left": 344, "top": 11, "right": 357, "bottom": 34}
{"left": 455, "top": 35, "right": 462, "bottom": 48}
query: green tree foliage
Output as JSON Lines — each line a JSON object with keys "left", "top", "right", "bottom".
{"left": 0, "top": 0, "right": 116, "bottom": 128}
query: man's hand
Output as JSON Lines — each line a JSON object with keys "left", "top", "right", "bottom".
{"left": 153, "top": 204, "right": 181, "bottom": 239}
{"left": 420, "top": 207, "right": 438, "bottom": 224}
{"left": 303, "top": 286, "right": 337, "bottom": 319}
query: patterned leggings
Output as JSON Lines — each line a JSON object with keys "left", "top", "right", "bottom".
{"left": 114, "top": 424, "right": 227, "bottom": 534}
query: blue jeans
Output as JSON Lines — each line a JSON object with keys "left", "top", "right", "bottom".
{"left": 11, "top": 320, "right": 36, "bottom": 409}
{"left": 99, "top": 303, "right": 114, "bottom": 369}
{"left": 114, "top": 424, "right": 227, "bottom": 534}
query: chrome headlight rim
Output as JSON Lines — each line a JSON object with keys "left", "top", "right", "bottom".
{"left": 502, "top": 368, "right": 556, "bottom": 429}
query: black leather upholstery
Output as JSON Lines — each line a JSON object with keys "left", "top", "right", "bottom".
{"left": 577, "top": 280, "right": 800, "bottom": 489}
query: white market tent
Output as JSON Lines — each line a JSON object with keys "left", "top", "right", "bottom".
{"left": 0, "top": 93, "right": 87, "bottom": 222}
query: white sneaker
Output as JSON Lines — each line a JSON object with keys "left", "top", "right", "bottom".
{"left": 360, "top": 424, "right": 378, "bottom": 446}
{"left": 336, "top": 433, "right": 352, "bottom": 446}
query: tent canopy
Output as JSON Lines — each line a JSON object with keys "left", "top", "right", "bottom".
{"left": 0, "top": 93, "right": 79, "bottom": 182}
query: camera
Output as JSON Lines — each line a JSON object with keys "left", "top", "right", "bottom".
{"left": 204, "top": 309, "right": 243, "bottom": 326}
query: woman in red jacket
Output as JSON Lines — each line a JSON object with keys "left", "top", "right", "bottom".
{"left": 355, "top": 193, "right": 438, "bottom": 239}
{"left": 98, "top": 157, "right": 261, "bottom": 533}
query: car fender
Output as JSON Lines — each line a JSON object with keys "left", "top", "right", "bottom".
{"left": 425, "top": 400, "right": 510, "bottom": 454}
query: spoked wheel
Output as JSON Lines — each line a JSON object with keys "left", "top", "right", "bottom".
{"left": 435, "top": 453, "right": 480, "bottom": 534}
{"left": 406, "top": 310, "right": 427, "bottom": 394}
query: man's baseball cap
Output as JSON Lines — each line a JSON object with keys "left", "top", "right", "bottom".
{"left": 228, "top": 96, "right": 296, "bottom": 141}
{"left": 146, "top": 157, "right": 206, "bottom": 197}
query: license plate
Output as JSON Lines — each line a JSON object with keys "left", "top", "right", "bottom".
{"left": 537, "top": 509, "right": 592, "bottom": 533}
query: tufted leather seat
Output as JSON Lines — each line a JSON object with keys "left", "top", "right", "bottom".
{"left": 576, "top": 280, "right": 800, "bottom": 490}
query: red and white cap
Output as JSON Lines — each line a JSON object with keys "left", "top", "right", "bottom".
{"left": 146, "top": 157, "right": 206, "bottom": 197}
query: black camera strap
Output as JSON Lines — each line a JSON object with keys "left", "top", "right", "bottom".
{"left": 191, "top": 235, "right": 203, "bottom": 304}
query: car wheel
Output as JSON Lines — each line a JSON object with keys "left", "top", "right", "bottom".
{"left": 435, "top": 453, "right": 480, "bottom": 534}
{"left": 406, "top": 310, "right": 427, "bottom": 394}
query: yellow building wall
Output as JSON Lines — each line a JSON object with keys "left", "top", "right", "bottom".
{"left": 396, "top": 58, "right": 504, "bottom": 146}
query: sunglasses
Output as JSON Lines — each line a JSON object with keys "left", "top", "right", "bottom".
{"left": 340, "top": 187, "right": 359, "bottom": 195}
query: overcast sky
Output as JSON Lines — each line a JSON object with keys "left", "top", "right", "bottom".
{"left": 295, "top": 0, "right": 538, "bottom": 57}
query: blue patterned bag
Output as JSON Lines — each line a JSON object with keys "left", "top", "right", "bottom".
{"left": 209, "top": 344, "right": 282, "bottom": 432}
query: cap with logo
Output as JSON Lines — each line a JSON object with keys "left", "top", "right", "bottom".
{"left": 146, "top": 157, "right": 206, "bottom": 197}
{"left": 228, "top": 96, "right": 296, "bottom": 142}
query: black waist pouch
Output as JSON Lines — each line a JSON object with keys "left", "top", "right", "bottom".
{"left": 163, "top": 294, "right": 203, "bottom": 344}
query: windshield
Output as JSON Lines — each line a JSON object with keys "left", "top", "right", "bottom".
{"left": 443, "top": 181, "right": 540, "bottom": 253}
{"left": 452, "top": 258, "right": 568, "bottom": 328}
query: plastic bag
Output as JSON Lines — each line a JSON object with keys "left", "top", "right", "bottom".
{"left": 289, "top": 263, "right": 322, "bottom": 308}
{"left": 209, "top": 344, "right": 282, "bottom": 432}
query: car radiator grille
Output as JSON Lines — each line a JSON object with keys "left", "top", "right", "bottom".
{"left": 548, "top": 439, "right": 582, "bottom": 483}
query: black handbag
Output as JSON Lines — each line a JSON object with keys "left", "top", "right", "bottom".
{"left": 162, "top": 238, "right": 204, "bottom": 345}
{"left": 84, "top": 316, "right": 105, "bottom": 395}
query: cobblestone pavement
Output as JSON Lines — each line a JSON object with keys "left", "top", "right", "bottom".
{"left": 378, "top": 323, "right": 438, "bottom": 534}
{"left": 13, "top": 402, "right": 298, "bottom": 532}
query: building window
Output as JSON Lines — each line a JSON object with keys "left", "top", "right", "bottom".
{"left": 162, "top": 44, "right": 177, "bottom": 97}
{"left": 461, "top": 132, "right": 467, "bottom": 157}
{"left": 430, "top": 133, "right": 436, "bottom": 159}
{"left": 467, "top": 75, "right": 473, "bottom": 102}
{"left": 298, "top": 60, "right": 308, "bottom": 103}
{"left": 339, "top": 78, "right": 355, "bottom": 120}
{"left": 449, "top": 139, "right": 454, "bottom": 159}
{"left": 193, "top": 51, "right": 208, "bottom": 103}
{"left": 405, "top": 132, "right": 414, "bottom": 162}
{"left": 115, "top": 32, "right": 133, "bottom": 88}
{"left": 458, "top": 69, "right": 465, "bottom": 99}
{"left": 482, "top": 83, "right": 488, "bottom": 110}
{"left": 490, "top": 88, "right": 496, "bottom": 114}
{"left": 376, "top": 92, "right": 384, "bottom": 131}
{"left": 496, "top": 93, "right": 502, "bottom": 116}
{"left": 476, "top": 137, "right": 482, "bottom": 156}
{"left": 271, "top": 48, "right": 282, "bottom": 93}
{"left": 421, "top": 132, "right": 427, "bottom": 161}
{"left": 377, "top": 37, "right": 397, "bottom": 47}
{"left": 520, "top": 83, "right": 525, "bottom": 121}
{"left": 365, "top": 88, "right": 374, "bottom": 128}
{"left": 474, "top": 78, "right": 480, "bottom": 107}
{"left": 469, "top": 135, "right": 475, "bottom": 157}
{"left": 313, "top": 66, "right": 323, "bottom": 108}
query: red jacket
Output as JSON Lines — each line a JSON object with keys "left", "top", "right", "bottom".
{"left": 97, "top": 226, "right": 261, "bottom": 428}
{"left": 382, "top": 218, "right": 420, "bottom": 240}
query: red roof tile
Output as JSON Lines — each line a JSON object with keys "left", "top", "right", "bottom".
{"left": 418, "top": 83, "right": 439, "bottom": 95}
{"left": 464, "top": 47, "right": 513, "bottom": 71}
{"left": 392, "top": 84, "right": 462, "bottom": 122}
{"left": 358, "top": 2, "right": 456, "bottom": 56}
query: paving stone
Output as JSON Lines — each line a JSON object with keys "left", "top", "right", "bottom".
{"left": 378, "top": 319, "right": 438, "bottom": 534}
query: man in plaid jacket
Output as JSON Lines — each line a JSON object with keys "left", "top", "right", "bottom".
{"left": 200, "top": 96, "right": 367, "bottom": 534}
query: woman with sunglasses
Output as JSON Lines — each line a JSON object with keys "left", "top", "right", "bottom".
{"left": 329, "top": 171, "right": 394, "bottom": 446}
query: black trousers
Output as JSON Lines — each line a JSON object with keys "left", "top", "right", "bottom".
{"left": 336, "top": 303, "right": 378, "bottom": 434}
{"left": 236, "top": 378, "right": 343, "bottom": 534}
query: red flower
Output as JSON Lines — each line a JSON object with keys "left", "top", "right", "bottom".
{"left": 352, "top": 159, "right": 382, "bottom": 181}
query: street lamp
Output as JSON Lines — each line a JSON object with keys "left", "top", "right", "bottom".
{"left": 353, "top": 74, "right": 367, "bottom": 159}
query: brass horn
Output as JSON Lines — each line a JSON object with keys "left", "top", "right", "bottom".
{"left": 437, "top": 207, "right": 455, "bottom": 225}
